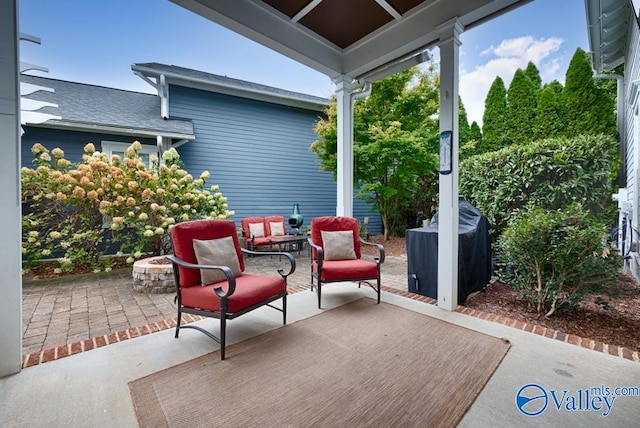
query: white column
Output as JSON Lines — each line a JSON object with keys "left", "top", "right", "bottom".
{"left": 333, "top": 76, "right": 354, "bottom": 217}
{"left": 0, "top": 0, "right": 23, "bottom": 376}
{"left": 436, "top": 18, "right": 463, "bottom": 311}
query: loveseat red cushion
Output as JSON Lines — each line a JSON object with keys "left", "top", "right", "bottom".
{"left": 180, "top": 274, "right": 286, "bottom": 313}
{"left": 251, "top": 237, "right": 271, "bottom": 246}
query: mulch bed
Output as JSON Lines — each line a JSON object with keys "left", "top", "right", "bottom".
{"left": 24, "top": 256, "right": 132, "bottom": 279}
{"left": 463, "top": 272, "right": 640, "bottom": 352}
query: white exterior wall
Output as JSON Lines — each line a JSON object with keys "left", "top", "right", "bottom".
{"left": 623, "top": 18, "right": 640, "bottom": 280}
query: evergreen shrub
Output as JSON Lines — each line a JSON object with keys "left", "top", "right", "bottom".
{"left": 498, "top": 204, "right": 620, "bottom": 316}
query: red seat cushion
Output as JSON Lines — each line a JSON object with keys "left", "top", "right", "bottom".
{"left": 313, "top": 259, "right": 378, "bottom": 282}
{"left": 251, "top": 236, "right": 271, "bottom": 246}
{"left": 180, "top": 274, "right": 286, "bottom": 313}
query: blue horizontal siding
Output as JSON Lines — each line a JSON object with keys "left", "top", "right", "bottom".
{"left": 19, "top": 91, "right": 383, "bottom": 237}
{"left": 354, "top": 197, "right": 383, "bottom": 236}
{"left": 20, "top": 127, "right": 156, "bottom": 166}
{"left": 170, "top": 85, "right": 382, "bottom": 235}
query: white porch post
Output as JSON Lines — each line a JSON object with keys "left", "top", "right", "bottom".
{"left": 0, "top": 0, "right": 23, "bottom": 376}
{"left": 333, "top": 76, "right": 354, "bottom": 217}
{"left": 436, "top": 18, "right": 463, "bottom": 311}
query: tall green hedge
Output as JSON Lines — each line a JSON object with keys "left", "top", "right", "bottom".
{"left": 459, "top": 134, "right": 618, "bottom": 238}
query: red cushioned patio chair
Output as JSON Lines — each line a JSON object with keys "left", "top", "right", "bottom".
{"left": 307, "top": 216, "right": 385, "bottom": 308}
{"left": 167, "top": 219, "right": 295, "bottom": 359}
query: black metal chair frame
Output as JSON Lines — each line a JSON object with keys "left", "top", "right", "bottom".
{"left": 168, "top": 248, "right": 295, "bottom": 360}
{"left": 307, "top": 237, "right": 384, "bottom": 308}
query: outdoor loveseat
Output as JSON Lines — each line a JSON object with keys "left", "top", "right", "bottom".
{"left": 240, "top": 216, "right": 294, "bottom": 251}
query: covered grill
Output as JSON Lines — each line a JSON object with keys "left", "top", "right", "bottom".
{"left": 406, "top": 197, "right": 492, "bottom": 304}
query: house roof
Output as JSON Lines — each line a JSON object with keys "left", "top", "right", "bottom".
{"left": 20, "top": 75, "right": 196, "bottom": 140}
{"left": 169, "top": 0, "right": 533, "bottom": 82}
{"left": 131, "top": 62, "right": 329, "bottom": 111}
{"left": 585, "top": 0, "right": 637, "bottom": 73}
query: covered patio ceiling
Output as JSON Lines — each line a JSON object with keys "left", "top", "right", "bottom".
{"left": 170, "top": 0, "right": 533, "bottom": 82}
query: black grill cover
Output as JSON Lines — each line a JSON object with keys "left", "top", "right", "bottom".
{"left": 406, "top": 197, "right": 491, "bottom": 304}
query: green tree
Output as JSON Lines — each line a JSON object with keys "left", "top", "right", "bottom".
{"left": 595, "top": 64, "right": 623, "bottom": 107}
{"left": 506, "top": 68, "right": 537, "bottom": 145}
{"left": 458, "top": 97, "right": 472, "bottom": 145}
{"left": 562, "top": 48, "right": 617, "bottom": 137}
{"left": 355, "top": 121, "right": 438, "bottom": 238}
{"left": 524, "top": 61, "right": 542, "bottom": 89}
{"left": 533, "top": 80, "right": 565, "bottom": 140}
{"left": 469, "top": 121, "right": 482, "bottom": 142}
{"left": 481, "top": 76, "right": 508, "bottom": 153}
{"left": 460, "top": 120, "right": 483, "bottom": 160}
{"left": 312, "top": 67, "right": 441, "bottom": 238}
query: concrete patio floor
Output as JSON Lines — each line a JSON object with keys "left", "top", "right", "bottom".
{"left": 5, "top": 251, "right": 640, "bottom": 426}
{"left": 3, "top": 282, "right": 640, "bottom": 427}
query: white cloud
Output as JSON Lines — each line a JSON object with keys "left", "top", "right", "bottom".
{"left": 460, "top": 36, "right": 564, "bottom": 127}
{"left": 540, "top": 57, "right": 563, "bottom": 83}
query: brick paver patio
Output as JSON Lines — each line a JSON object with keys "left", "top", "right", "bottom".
{"left": 21, "top": 251, "right": 639, "bottom": 368}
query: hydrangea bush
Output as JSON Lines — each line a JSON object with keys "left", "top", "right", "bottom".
{"left": 22, "top": 142, "right": 234, "bottom": 274}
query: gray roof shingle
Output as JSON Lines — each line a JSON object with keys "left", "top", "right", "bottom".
{"left": 132, "top": 62, "right": 329, "bottom": 111}
{"left": 20, "top": 75, "right": 195, "bottom": 139}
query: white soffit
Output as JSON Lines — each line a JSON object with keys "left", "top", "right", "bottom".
{"left": 585, "top": 0, "right": 635, "bottom": 72}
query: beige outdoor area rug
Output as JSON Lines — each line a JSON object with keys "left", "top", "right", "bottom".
{"left": 129, "top": 298, "right": 510, "bottom": 428}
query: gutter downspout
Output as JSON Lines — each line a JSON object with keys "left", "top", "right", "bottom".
{"left": 348, "top": 81, "right": 372, "bottom": 198}
{"left": 171, "top": 138, "right": 190, "bottom": 149}
{"left": 350, "top": 81, "right": 372, "bottom": 102}
{"left": 159, "top": 74, "right": 169, "bottom": 120}
{"left": 156, "top": 135, "right": 164, "bottom": 161}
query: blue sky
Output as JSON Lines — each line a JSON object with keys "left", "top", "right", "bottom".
{"left": 18, "top": 0, "right": 606, "bottom": 126}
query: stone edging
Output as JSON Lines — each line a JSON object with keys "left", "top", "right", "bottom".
{"left": 22, "top": 284, "right": 639, "bottom": 368}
